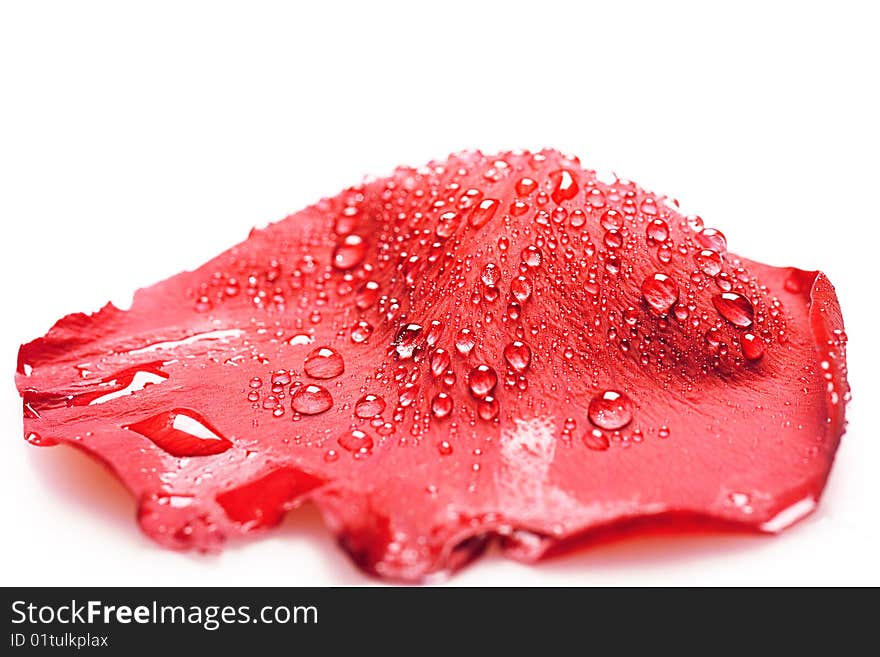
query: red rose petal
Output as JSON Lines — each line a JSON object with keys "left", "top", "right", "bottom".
{"left": 15, "top": 149, "right": 849, "bottom": 581}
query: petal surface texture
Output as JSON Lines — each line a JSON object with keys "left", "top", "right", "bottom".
{"left": 16, "top": 150, "right": 849, "bottom": 581}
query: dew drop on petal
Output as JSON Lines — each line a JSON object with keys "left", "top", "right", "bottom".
{"left": 503, "top": 340, "right": 532, "bottom": 372}
{"left": 355, "top": 394, "right": 386, "bottom": 418}
{"left": 640, "top": 273, "right": 679, "bottom": 315}
{"left": 588, "top": 390, "right": 633, "bottom": 430}
{"left": 303, "top": 346, "right": 345, "bottom": 379}
{"left": 291, "top": 384, "right": 333, "bottom": 415}
{"left": 740, "top": 332, "right": 765, "bottom": 360}
{"left": 431, "top": 392, "right": 453, "bottom": 418}
{"left": 468, "top": 365, "right": 498, "bottom": 398}
{"left": 713, "top": 292, "right": 755, "bottom": 327}
{"left": 337, "top": 429, "right": 373, "bottom": 454}
{"left": 332, "top": 234, "right": 367, "bottom": 270}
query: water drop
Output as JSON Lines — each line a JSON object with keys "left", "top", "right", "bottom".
{"left": 355, "top": 394, "right": 386, "bottom": 418}
{"left": 350, "top": 320, "right": 374, "bottom": 344}
{"left": 588, "top": 390, "right": 633, "bottom": 430}
{"left": 740, "top": 332, "right": 765, "bottom": 360}
{"left": 583, "top": 429, "right": 611, "bottom": 451}
{"left": 600, "top": 209, "right": 623, "bottom": 230}
{"left": 304, "top": 346, "right": 344, "bottom": 379}
{"left": 521, "top": 246, "right": 542, "bottom": 268}
{"left": 516, "top": 177, "right": 537, "bottom": 196}
{"left": 430, "top": 348, "right": 451, "bottom": 377}
{"left": 355, "top": 280, "right": 380, "bottom": 310}
{"left": 694, "top": 249, "right": 723, "bottom": 277}
{"left": 477, "top": 396, "right": 499, "bottom": 421}
{"left": 436, "top": 211, "right": 461, "bottom": 238}
{"left": 468, "top": 365, "right": 498, "bottom": 398}
{"left": 696, "top": 228, "right": 727, "bottom": 254}
{"left": 549, "top": 168, "right": 579, "bottom": 204}
{"left": 713, "top": 292, "right": 755, "bottom": 327}
{"left": 511, "top": 275, "right": 532, "bottom": 302}
{"left": 640, "top": 273, "right": 679, "bottom": 315}
{"left": 431, "top": 392, "right": 453, "bottom": 418}
{"left": 455, "top": 328, "right": 476, "bottom": 355}
{"left": 337, "top": 429, "right": 373, "bottom": 454}
{"left": 291, "top": 384, "right": 333, "bottom": 415}
{"left": 394, "top": 323, "right": 423, "bottom": 359}
{"left": 332, "top": 234, "right": 367, "bottom": 269}
{"left": 481, "top": 263, "right": 500, "bottom": 287}
{"left": 646, "top": 219, "right": 669, "bottom": 242}
{"left": 127, "top": 409, "right": 233, "bottom": 457}
{"left": 469, "top": 198, "right": 500, "bottom": 228}
{"left": 503, "top": 340, "right": 532, "bottom": 372}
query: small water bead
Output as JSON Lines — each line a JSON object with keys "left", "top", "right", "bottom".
{"left": 740, "top": 332, "right": 765, "bottom": 360}
{"left": 712, "top": 292, "right": 755, "bottom": 327}
{"left": 430, "top": 348, "right": 451, "bottom": 377}
{"left": 658, "top": 426, "right": 671, "bottom": 439}
{"left": 324, "top": 449, "right": 339, "bottom": 463}
{"left": 646, "top": 218, "right": 669, "bottom": 242}
{"left": 587, "top": 188, "right": 606, "bottom": 208}
{"left": 605, "top": 255, "right": 621, "bottom": 274}
{"left": 436, "top": 211, "right": 462, "bottom": 238}
{"left": 481, "top": 263, "right": 500, "bottom": 287}
{"left": 468, "top": 365, "right": 498, "bottom": 398}
{"left": 290, "top": 384, "right": 333, "bottom": 415}
{"left": 510, "top": 201, "right": 529, "bottom": 217}
{"left": 588, "top": 390, "right": 634, "bottom": 430}
{"left": 569, "top": 209, "right": 586, "bottom": 228}
{"left": 696, "top": 228, "right": 727, "bottom": 254}
{"left": 398, "top": 383, "right": 419, "bottom": 407}
{"left": 549, "top": 168, "right": 579, "bottom": 204}
{"left": 337, "top": 429, "right": 374, "bottom": 454}
{"left": 332, "top": 234, "right": 367, "bottom": 270}
{"left": 639, "top": 198, "right": 658, "bottom": 215}
{"left": 437, "top": 440, "right": 454, "bottom": 456}
{"left": 455, "top": 328, "right": 476, "bottom": 355}
{"left": 249, "top": 377, "right": 263, "bottom": 388}
{"left": 600, "top": 209, "right": 624, "bottom": 230}
{"left": 395, "top": 323, "right": 423, "bottom": 359}
{"left": 288, "top": 333, "right": 313, "bottom": 346}
{"left": 511, "top": 275, "right": 532, "bottom": 302}
{"left": 355, "top": 280, "right": 380, "bottom": 310}
{"left": 694, "top": 249, "right": 723, "bottom": 277}
{"left": 247, "top": 391, "right": 260, "bottom": 403}
{"left": 583, "top": 429, "right": 611, "bottom": 451}
{"left": 503, "top": 340, "right": 532, "bottom": 372}
{"left": 521, "top": 246, "right": 542, "bottom": 268}
{"left": 425, "top": 319, "right": 446, "bottom": 347}
{"left": 127, "top": 409, "right": 232, "bottom": 457}
{"left": 303, "top": 346, "right": 345, "bottom": 379}
{"left": 515, "top": 177, "right": 537, "bottom": 196}
{"left": 355, "top": 394, "right": 386, "bottom": 418}
{"left": 506, "top": 302, "right": 521, "bottom": 320}
{"left": 271, "top": 370, "right": 292, "bottom": 387}
{"left": 469, "top": 198, "right": 500, "bottom": 228}
{"left": 431, "top": 392, "right": 454, "bottom": 418}
{"left": 477, "top": 396, "right": 500, "bottom": 421}
{"left": 640, "top": 273, "right": 679, "bottom": 315}
{"left": 350, "top": 320, "right": 374, "bottom": 343}
{"left": 604, "top": 230, "right": 623, "bottom": 249}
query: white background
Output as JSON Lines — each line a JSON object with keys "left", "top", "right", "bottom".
{"left": 1, "top": 1, "right": 877, "bottom": 586}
